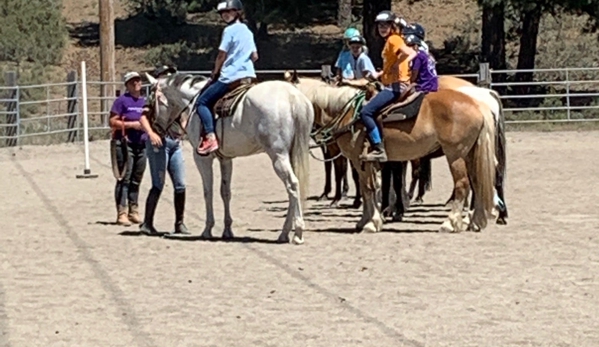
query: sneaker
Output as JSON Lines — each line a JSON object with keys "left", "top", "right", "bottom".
{"left": 197, "top": 133, "right": 219, "bottom": 156}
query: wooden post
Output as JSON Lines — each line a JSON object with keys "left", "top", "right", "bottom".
{"left": 4, "top": 71, "right": 17, "bottom": 147}
{"left": 99, "top": 0, "right": 115, "bottom": 126}
{"left": 66, "top": 70, "right": 79, "bottom": 143}
{"left": 478, "top": 62, "right": 492, "bottom": 88}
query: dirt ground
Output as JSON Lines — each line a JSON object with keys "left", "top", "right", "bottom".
{"left": 1, "top": 131, "right": 598, "bottom": 347}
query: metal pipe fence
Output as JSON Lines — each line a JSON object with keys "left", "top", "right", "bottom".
{"left": 1, "top": 64, "right": 599, "bottom": 148}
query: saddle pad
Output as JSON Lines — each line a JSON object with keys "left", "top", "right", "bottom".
{"left": 213, "top": 83, "right": 255, "bottom": 119}
{"left": 381, "top": 92, "right": 426, "bottom": 123}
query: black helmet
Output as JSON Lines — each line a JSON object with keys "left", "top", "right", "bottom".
{"left": 216, "top": 0, "right": 243, "bottom": 12}
{"left": 374, "top": 10, "right": 396, "bottom": 23}
{"left": 404, "top": 34, "right": 422, "bottom": 47}
{"left": 348, "top": 35, "right": 366, "bottom": 45}
{"left": 153, "top": 65, "right": 177, "bottom": 77}
{"left": 403, "top": 23, "right": 425, "bottom": 40}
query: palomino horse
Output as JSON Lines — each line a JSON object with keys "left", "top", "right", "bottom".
{"left": 285, "top": 72, "right": 497, "bottom": 233}
{"left": 145, "top": 73, "right": 314, "bottom": 244}
{"left": 405, "top": 75, "right": 508, "bottom": 224}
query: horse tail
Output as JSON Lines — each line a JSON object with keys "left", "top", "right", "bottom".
{"left": 419, "top": 156, "right": 432, "bottom": 192}
{"left": 468, "top": 103, "right": 496, "bottom": 229}
{"left": 489, "top": 89, "right": 507, "bottom": 212}
{"left": 290, "top": 91, "right": 313, "bottom": 210}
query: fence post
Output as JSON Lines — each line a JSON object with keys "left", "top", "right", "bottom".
{"left": 4, "top": 71, "right": 17, "bottom": 147}
{"left": 321, "top": 65, "right": 332, "bottom": 79}
{"left": 66, "top": 70, "right": 79, "bottom": 142}
{"left": 565, "top": 68, "right": 571, "bottom": 120}
{"left": 477, "top": 62, "right": 492, "bottom": 88}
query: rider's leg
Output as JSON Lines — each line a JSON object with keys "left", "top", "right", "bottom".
{"left": 359, "top": 89, "right": 400, "bottom": 162}
{"left": 195, "top": 80, "right": 230, "bottom": 155}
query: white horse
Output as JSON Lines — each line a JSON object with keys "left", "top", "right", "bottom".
{"left": 145, "top": 73, "right": 314, "bottom": 244}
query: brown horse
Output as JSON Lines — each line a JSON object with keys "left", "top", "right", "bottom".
{"left": 406, "top": 75, "right": 508, "bottom": 224}
{"left": 285, "top": 72, "right": 497, "bottom": 233}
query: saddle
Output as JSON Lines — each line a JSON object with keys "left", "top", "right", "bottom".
{"left": 376, "top": 85, "right": 426, "bottom": 123}
{"left": 213, "top": 78, "right": 257, "bottom": 119}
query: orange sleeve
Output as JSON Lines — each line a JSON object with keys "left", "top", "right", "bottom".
{"left": 388, "top": 35, "right": 406, "bottom": 55}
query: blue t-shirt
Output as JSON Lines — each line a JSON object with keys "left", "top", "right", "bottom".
{"left": 218, "top": 22, "right": 257, "bottom": 84}
{"left": 335, "top": 50, "right": 376, "bottom": 79}
{"left": 110, "top": 92, "right": 147, "bottom": 144}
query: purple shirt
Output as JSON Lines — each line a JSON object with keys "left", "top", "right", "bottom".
{"left": 110, "top": 92, "right": 147, "bottom": 144}
{"left": 411, "top": 50, "right": 438, "bottom": 93}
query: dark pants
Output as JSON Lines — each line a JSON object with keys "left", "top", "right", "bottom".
{"left": 359, "top": 88, "right": 401, "bottom": 144}
{"left": 114, "top": 140, "right": 147, "bottom": 207}
{"left": 195, "top": 80, "right": 230, "bottom": 134}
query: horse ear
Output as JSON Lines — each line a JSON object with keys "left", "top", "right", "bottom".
{"left": 145, "top": 73, "right": 158, "bottom": 85}
{"left": 284, "top": 70, "right": 299, "bottom": 83}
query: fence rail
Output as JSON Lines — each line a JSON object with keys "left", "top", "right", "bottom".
{"left": 2, "top": 64, "right": 599, "bottom": 147}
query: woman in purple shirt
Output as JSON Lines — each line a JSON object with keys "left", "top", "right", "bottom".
{"left": 109, "top": 71, "right": 148, "bottom": 226}
{"left": 404, "top": 34, "right": 438, "bottom": 93}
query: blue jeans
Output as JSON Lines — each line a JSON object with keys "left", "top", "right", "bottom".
{"left": 359, "top": 88, "right": 401, "bottom": 145}
{"left": 195, "top": 80, "right": 230, "bottom": 134}
{"left": 145, "top": 136, "right": 185, "bottom": 193}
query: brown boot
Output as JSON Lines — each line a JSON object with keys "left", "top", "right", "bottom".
{"left": 117, "top": 205, "right": 131, "bottom": 226}
{"left": 128, "top": 203, "right": 142, "bottom": 224}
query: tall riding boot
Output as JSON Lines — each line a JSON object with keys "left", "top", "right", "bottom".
{"left": 172, "top": 189, "right": 189, "bottom": 234}
{"left": 140, "top": 187, "right": 161, "bottom": 236}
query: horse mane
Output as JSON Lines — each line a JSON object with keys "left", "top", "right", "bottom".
{"left": 294, "top": 77, "right": 361, "bottom": 116}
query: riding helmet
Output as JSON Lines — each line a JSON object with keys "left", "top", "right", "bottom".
{"left": 343, "top": 27, "right": 361, "bottom": 39}
{"left": 216, "top": 0, "right": 243, "bottom": 12}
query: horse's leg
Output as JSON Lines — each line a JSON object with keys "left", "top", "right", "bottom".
{"left": 194, "top": 154, "right": 216, "bottom": 238}
{"left": 318, "top": 145, "right": 332, "bottom": 201}
{"left": 350, "top": 163, "right": 362, "bottom": 208}
{"left": 495, "top": 173, "right": 508, "bottom": 225}
{"left": 408, "top": 159, "right": 420, "bottom": 202}
{"left": 342, "top": 158, "right": 350, "bottom": 198}
{"left": 331, "top": 146, "right": 347, "bottom": 207}
{"left": 219, "top": 158, "right": 234, "bottom": 239}
{"left": 354, "top": 162, "right": 370, "bottom": 230}
{"left": 267, "top": 152, "right": 302, "bottom": 244}
{"left": 439, "top": 155, "right": 470, "bottom": 233}
{"left": 391, "top": 161, "right": 406, "bottom": 222}
{"left": 359, "top": 162, "right": 384, "bottom": 233}
{"left": 380, "top": 162, "right": 392, "bottom": 218}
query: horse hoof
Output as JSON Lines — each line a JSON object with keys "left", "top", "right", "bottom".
{"left": 392, "top": 213, "right": 403, "bottom": 222}
{"left": 414, "top": 198, "right": 423, "bottom": 204}
{"left": 361, "top": 222, "right": 378, "bottom": 233}
{"left": 352, "top": 200, "right": 362, "bottom": 209}
{"left": 292, "top": 235, "right": 304, "bottom": 245}
{"left": 317, "top": 193, "right": 329, "bottom": 202}
{"left": 222, "top": 229, "right": 234, "bottom": 239}
{"left": 330, "top": 200, "right": 340, "bottom": 208}
{"left": 438, "top": 221, "right": 455, "bottom": 233}
{"left": 201, "top": 231, "right": 213, "bottom": 239}
{"left": 277, "top": 234, "right": 290, "bottom": 243}
{"left": 496, "top": 217, "right": 507, "bottom": 225}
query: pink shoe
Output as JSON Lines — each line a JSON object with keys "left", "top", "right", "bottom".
{"left": 197, "top": 133, "right": 219, "bottom": 156}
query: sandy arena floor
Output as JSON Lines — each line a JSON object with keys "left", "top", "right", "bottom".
{"left": 1, "top": 131, "right": 598, "bottom": 347}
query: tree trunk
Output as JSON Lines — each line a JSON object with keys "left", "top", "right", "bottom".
{"left": 481, "top": 1, "right": 506, "bottom": 82}
{"left": 515, "top": 5, "right": 542, "bottom": 94}
{"left": 338, "top": 0, "right": 352, "bottom": 28}
{"left": 362, "top": 0, "right": 391, "bottom": 68}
